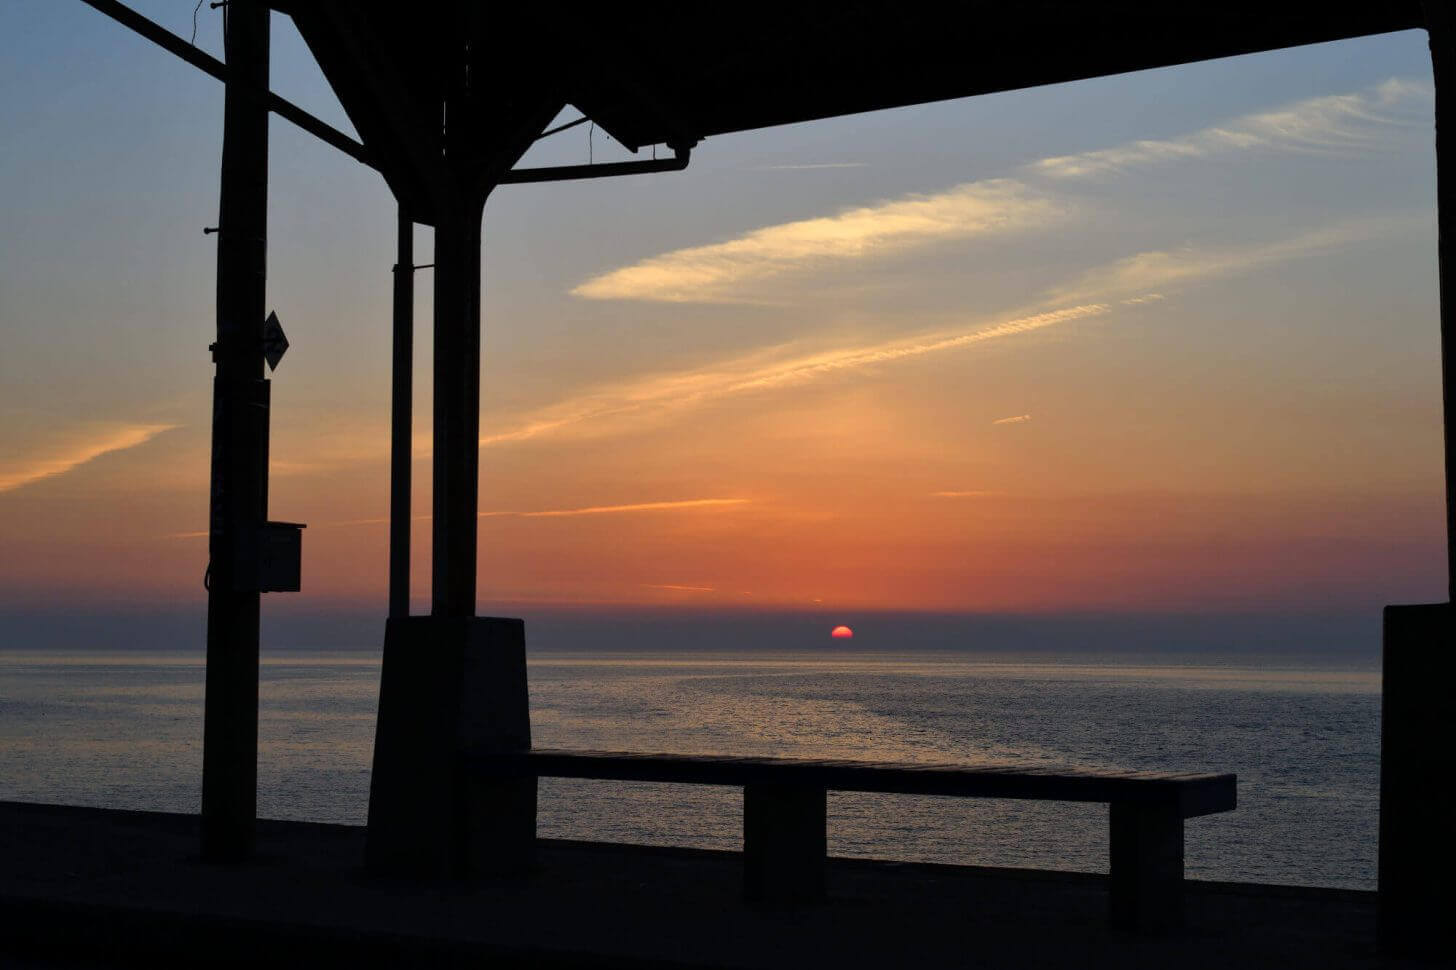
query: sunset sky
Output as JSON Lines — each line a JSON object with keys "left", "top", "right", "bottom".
{"left": 0, "top": 5, "right": 1447, "bottom": 627}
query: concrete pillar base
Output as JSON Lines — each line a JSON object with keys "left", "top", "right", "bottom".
{"left": 365, "top": 615, "right": 534, "bottom": 879}
{"left": 1379, "top": 602, "right": 1455, "bottom": 958}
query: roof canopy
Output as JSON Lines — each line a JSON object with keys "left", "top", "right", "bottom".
{"left": 274, "top": 2, "right": 1424, "bottom": 221}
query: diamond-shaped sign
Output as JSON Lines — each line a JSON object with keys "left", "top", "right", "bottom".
{"left": 262, "top": 311, "right": 289, "bottom": 371}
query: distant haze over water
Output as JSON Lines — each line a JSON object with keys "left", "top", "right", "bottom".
{"left": 0, "top": 607, "right": 1386, "bottom": 661}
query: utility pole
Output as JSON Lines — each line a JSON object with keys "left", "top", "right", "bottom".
{"left": 201, "top": 0, "right": 270, "bottom": 863}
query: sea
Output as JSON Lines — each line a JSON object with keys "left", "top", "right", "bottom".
{"left": 0, "top": 612, "right": 1382, "bottom": 891}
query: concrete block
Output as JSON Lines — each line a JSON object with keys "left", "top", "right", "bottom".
{"left": 1379, "top": 602, "right": 1455, "bottom": 959}
{"left": 366, "top": 615, "right": 534, "bottom": 879}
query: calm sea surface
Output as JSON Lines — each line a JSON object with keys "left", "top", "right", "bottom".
{"left": 0, "top": 646, "right": 1380, "bottom": 889}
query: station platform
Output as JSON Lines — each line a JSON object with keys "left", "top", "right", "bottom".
{"left": 0, "top": 800, "right": 1406, "bottom": 969}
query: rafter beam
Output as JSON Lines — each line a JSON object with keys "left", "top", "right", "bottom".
{"left": 290, "top": 4, "right": 446, "bottom": 222}
{"left": 78, "top": 0, "right": 374, "bottom": 169}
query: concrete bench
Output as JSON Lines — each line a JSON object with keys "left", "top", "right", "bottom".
{"left": 468, "top": 748, "right": 1236, "bottom": 932}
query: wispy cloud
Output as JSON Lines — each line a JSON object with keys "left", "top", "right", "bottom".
{"left": 1052, "top": 215, "right": 1428, "bottom": 303}
{"left": 0, "top": 422, "right": 176, "bottom": 493}
{"left": 492, "top": 207, "right": 1419, "bottom": 451}
{"left": 480, "top": 303, "right": 1111, "bottom": 446}
{"left": 993, "top": 414, "right": 1032, "bottom": 426}
{"left": 571, "top": 178, "right": 1063, "bottom": 303}
{"left": 571, "top": 79, "right": 1425, "bottom": 306}
{"left": 1034, "top": 77, "right": 1430, "bottom": 179}
{"left": 521, "top": 498, "right": 748, "bottom": 517}
{"left": 752, "top": 162, "right": 868, "bottom": 171}
{"left": 643, "top": 583, "right": 716, "bottom": 592}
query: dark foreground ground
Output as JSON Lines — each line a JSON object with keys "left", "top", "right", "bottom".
{"left": 0, "top": 800, "right": 1425, "bottom": 969}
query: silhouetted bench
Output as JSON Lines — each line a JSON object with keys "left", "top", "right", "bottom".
{"left": 468, "top": 749, "right": 1236, "bottom": 932}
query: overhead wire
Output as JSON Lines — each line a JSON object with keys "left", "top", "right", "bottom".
{"left": 535, "top": 115, "right": 590, "bottom": 141}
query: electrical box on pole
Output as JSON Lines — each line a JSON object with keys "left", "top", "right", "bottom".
{"left": 258, "top": 521, "right": 305, "bottom": 592}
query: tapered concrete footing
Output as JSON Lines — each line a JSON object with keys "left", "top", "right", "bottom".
{"left": 366, "top": 615, "right": 534, "bottom": 878}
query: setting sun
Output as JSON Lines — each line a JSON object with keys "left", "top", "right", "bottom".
{"left": 831, "top": 625, "right": 854, "bottom": 639}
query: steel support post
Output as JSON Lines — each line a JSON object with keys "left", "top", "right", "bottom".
{"left": 430, "top": 204, "right": 484, "bottom": 618}
{"left": 389, "top": 208, "right": 414, "bottom": 620}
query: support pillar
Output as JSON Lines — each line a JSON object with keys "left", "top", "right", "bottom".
{"left": 368, "top": 193, "right": 535, "bottom": 878}
{"left": 367, "top": 196, "right": 537, "bottom": 877}
{"left": 431, "top": 206, "right": 484, "bottom": 619}
{"left": 365, "top": 50, "right": 561, "bottom": 880}
{"left": 200, "top": 0, "right": 269, "bottom": 864}
{"left": 389, "top": 208, "right": 413, "bottom": 620}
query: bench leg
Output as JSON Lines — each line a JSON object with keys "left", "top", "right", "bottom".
{"left": 1109, "top": 801, "right": 1184, "bottom": 932}
{"left": 743, "top": 784, "right": 826, "bottom": 906}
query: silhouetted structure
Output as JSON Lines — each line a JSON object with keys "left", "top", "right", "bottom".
{"left": 471, "top": 749, "right": 1235, "bottom": 929}
{"left": 76, "top": 0, "right": 1453, "bottom": 958}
